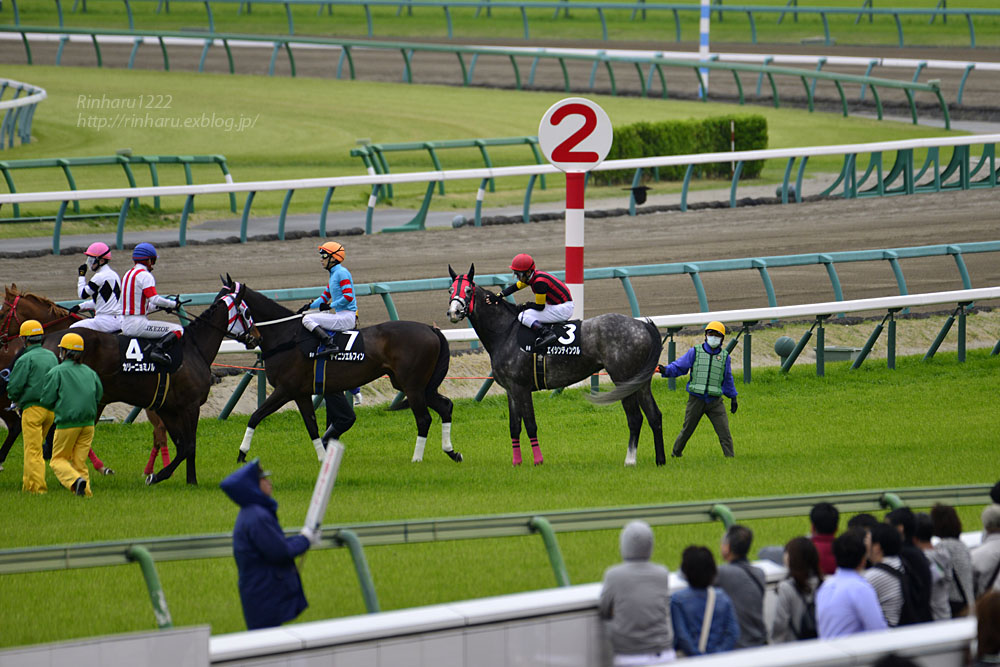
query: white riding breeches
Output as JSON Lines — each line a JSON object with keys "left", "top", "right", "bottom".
{"left": 303, "top": 311, "right": 357, "bottom": 332}
{"left": 518, "top": 301, "right": 574, "bottom": 327}
{"left": 121, "top": 316, "right": 183, "bottom": 338}
{"left": 70, "top": 314, "right": 122, "bottom": 333}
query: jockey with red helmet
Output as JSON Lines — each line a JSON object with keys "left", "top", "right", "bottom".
{"left": 120, "top": 243, "right": 183, "bottom": 365}
{"left": 296, "top": 241, "right": 357, "bottom": 354}
{"left": 70, "top": 241, "right": 123, "bottom": 334}
{"left": 498, "top": 253, "right": 575, "bottom": 353}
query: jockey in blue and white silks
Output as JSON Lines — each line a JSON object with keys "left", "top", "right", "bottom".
{"left": 296, "top": 241, "right": 357, "bottom": 354}
{"left": 70, "top": 241, "right": 123, "bottom": 333}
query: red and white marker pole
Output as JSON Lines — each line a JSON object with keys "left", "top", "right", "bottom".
{"left": 538, "top": 97, "right": 612, "bottom": 320}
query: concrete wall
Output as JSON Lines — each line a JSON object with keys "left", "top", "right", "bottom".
{"left": 0, "top": 625, "right": 210, "bottom": 667}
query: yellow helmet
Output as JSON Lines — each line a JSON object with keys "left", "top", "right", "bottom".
{"left": 705, "top": 321, "right": 726, "bottom": 336}
{"left": 318, "top": 241, "right": 345, "bottom": 265}
{"left": 59, "top": 332, "right": 85, "bottom": 352}
{"left": 19, "top": 320, "right": 44, "bottom": 337}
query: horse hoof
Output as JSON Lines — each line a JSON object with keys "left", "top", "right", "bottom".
{"left": 0, "top": 463, "right": 4, "bottom": 472}
{"left": 624, "top": 460, "right": 636, "bottom": 467}
{"left": 533, "top": 457, "right": 544, "bottom": 466}
{"left": 145, "top": 474, "right": 156, "bottom": 486}
{"left": 656, "top": 458, "right": 666, "bottom": 466}
{"left": 447, "top": 450, "right": 463, "bottom": 463}
{"left": 411, "top": 456, "right": 423, "bottom": 463}
{"left": 236, "top": 451, "right": 246, "bottom": 464}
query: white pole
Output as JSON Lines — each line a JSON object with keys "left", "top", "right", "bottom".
{"left": 303, "top": 439, "right": 346, "bottom": 535}
{"left": 699, "top": 0, "right": 710, "bottom": 98}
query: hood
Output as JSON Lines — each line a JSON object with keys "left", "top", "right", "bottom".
{"left": 620, "top": 520, "right": 654, "bottom": 561}
{"left": 220, "top": 459, "right": 277, "bottom": 513}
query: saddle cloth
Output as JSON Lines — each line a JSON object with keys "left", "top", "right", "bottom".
{"left": 117, "top": 335, "right": 183, "bottom": 374}
{"left": 516, "top": 320, "right": 582, "bottom": 356}
{"left": 296, "top": 328, "right": 366, "bottom": 362}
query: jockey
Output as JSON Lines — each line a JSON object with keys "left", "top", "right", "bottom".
{"left": 296, "top": 241, "right": 357, "bottom": 355}
{"left": 70, "top": 241, "right": 123, "bottom": 333}
{"left": 120, "top": 242, "right": 183, "bottom": 365}
{"left": 498, "top": 253, "right": 574, "bottom": 353}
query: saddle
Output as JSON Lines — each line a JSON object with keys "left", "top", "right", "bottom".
{"left": 118, "top": 335, "right": 183, "bottom": 374}
{"left": 295, "top": 328, "right": 366, "bottom": 362}
{"left": 517, "top": 320, "right": 582, "bottom": 356}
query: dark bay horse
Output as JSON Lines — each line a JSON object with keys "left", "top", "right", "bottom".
{"left": 0, "top": 284, "right": 169, "bottom": 475}
{"left": 218, "top": 277, "right": 461, "bottom": 464}
{"left": 446, "top": 265, "right": 666, "bottom": 466}
{"left": 38, "top": 283, "right": 248, "bottom": 485}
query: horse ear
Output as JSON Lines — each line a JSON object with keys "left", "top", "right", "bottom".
{"left": 468, "top": 264, "right": 475, "bottom": 281}
{"left": 219, "top": 274, "right": 226, "bottom": 286}
{"left": 226, "top": 273, "right": 233, "bottom": 287}
{"left": 448, "top": 265, "right": 456, "bottom": 280}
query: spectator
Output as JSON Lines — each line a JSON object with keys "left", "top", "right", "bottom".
{"left": 220, "top": 459, "right": 319, "bottom": 630}
{"left": 930, "top": 503, "right": 974, "bottom": 617}
{"left": 598, "top": 521, "right": 675, "bottom": 666}
{"left": 671, "top": 546, "right": 740, "bottom": 657}
{"left": 39, "top": 333, "right": 103, "bottom": 497}
{"left": 885, "top": 507, "right": 933, "bottom": 623}
{"left": 771, "top": 537, "right": 822, "bottom": 643}
{"left": 847, "top": 513, "right": 880, "bottom": 533}
{"left": 914, "top": 512, "right": 951, "bottom": 621}
{"left": 991, "top": 480, "right": 1000, "bottom": 506}
{"left": 864, "top": 522, "right": 905, "bottom": 626}
{"left": 971, "top": 504, "right": 1000, "bottom": 599}
{"left": 5, "top": 320, "right": 57, "bottom": 494}
{"left": 810, "top": 502, "right": 839, "bottom": 576}
{"left": 973, "top": 591, "right": 1000, "bottom": 667}
{"left": 714, "top": 525, "right": 767, "bottom": 648}
{"left": 816, "top": 530, "right": 888, "bottom": 638}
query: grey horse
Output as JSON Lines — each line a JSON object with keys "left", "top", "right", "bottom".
{"left": 447, "top": 265, "right": 666, "bottom": 466}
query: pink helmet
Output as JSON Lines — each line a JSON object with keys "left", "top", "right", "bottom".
{"left": 85, "top": 242, "right": 111, "bottom": 260}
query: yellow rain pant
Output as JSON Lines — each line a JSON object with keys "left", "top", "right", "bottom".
{"left": 50, "top": 426, "right": 94, "bottom": 497}
{"left": 21, "top": 406, "right": 53, "bottom": 494}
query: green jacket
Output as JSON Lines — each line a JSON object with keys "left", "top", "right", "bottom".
{"left": 39, "top": 359, "right": 104, "bottom": 428}
{"left": 7, "top": 344, "right": 58, "bottom": 410}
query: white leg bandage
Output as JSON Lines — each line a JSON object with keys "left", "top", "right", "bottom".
{"left": 412, "top": 436, "right": 427, "bottom": 463}
{"left": 313, "top": 438, "right": 325, "bottom": 461}
{"left": 441, "top": 423, "right": 453, "bottom": 452}
{"left": 239, "top": 427, "right": 255, "bottom": 454}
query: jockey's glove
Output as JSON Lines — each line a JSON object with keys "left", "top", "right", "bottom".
{"left": 730, "top": 397, "right": 738, "bottom": 414}
{"left": 68, "top": 304, "right": 81, "bottom": 314}
{"left": 296, "top": 303, "right": 311, "bottom": 314}
{"left": 77, "top": 264, "right": 88, "bottom": 277}
{"left": 319, "top": 302, "right": 332, "bottom": 311}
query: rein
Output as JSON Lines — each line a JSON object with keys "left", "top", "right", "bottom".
{"left": 252, "top": 313, "right": 303, "bottom": 327}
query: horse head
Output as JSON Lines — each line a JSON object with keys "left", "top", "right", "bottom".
{"left": 214, "top": 277, "right": 259, "bottom": 350}
{"left": 447, "top": 264, "right": 476, "bottom": 323}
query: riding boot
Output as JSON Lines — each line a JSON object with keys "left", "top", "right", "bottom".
{"left": 149, "top": 333, "right": 176, "bottom": 365}
{"left": 310, "top": 327, "right": 339, "bottom": 355}
{"left": 531, "top": 324, "right": 558, "bottom": 354}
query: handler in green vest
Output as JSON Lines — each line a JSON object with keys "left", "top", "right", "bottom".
{"left": 6, "top": 320, "right": 58, "bottom": 493}
{"left": 657, "top": 321, "right": 738, "bottom": 458}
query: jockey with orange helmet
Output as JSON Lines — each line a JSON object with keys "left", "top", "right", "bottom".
{"left": 296, "top": 241, "right": 357, "bottom": 354}
{"left": 498, "top": 253, "right": 575, "bottom": 353}
{"left": 120, "top": 242, "right": 183, "bottom": 365}
{"left": 70, "top": 241, "right": 123, "bottom": 333}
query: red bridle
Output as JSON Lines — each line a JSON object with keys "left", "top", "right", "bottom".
{"left": 449, "top": 274, "right": 475, "bottom": 317}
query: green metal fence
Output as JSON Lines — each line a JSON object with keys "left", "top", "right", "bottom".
{"left": 12, "top": 0, "right": 1000, "bottom": 48}
{"left": 0, "top": 484, "right": 990, "bottom": 629}
{"left": 0, "top": 154, "right": 235, "bottom": 225}
{"left": 0, "top": 78, "right": 45, "bottom": 150}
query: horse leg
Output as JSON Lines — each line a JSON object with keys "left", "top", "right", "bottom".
{"left": 291, "top": 395, "right": 326, "bottom": 461}
{"left": 402, "top": 390, "right": 432, "bottom": 463}
{"left": 505, "top": 391, "right": 523, "bottom": 466}
{"left": 87, "top": 405, "right": 113, "bottom": 475}
{"left": 146, "top": 408, "right": 199, "bottom": 485}
{"left": 637, "top": 387, "right": 665, "bottom": 466}
{"left": 237, "top": 386, "right": 295, "bottom": 464}
{"left": 184, "top": 412, "right": 199, "bottom": 485}
{"left": 145, "top": 409, "right": 170, "bottom": 472}
{"left": 427, "top": 392, "right": 461, "bottom": 462}
{"left": 320, "top": 391, "right": 356, "bottom": 451}
{"left": 621, "top": 393, "right": 643, "bottom": 467}
{"left": 519, "top": 391, "right": 544, "bottom": 466}
{"left": 0, "top": 410, "right": 22, "bottom": 471}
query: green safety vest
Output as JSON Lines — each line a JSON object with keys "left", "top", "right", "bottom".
{"left": 688, "top": 346, "right": 728, "bottom": 397}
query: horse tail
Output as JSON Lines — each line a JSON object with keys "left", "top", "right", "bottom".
{"left": 588, "top": 318, "right": 662, "bottom": 405}
{"left": 388, "top": 326, "right": 450, "bottom": 412}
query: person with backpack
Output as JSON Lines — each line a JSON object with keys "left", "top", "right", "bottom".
{"left": 885, "top": 508, "right": 934, "bottom": 623}
{"left": 865, "top": 522, "right": 931, "bottom": 627}
{"left": 914, "top": 512, "right": 953, "bottom": 621}
{"left": 972, "top": 504, "right": 1000, "bottom": 599}
{"left": 714, "top": 524, "right": 767, "bottom": 647}
{"left": 930, "top": 503, "right": 974, "bottom": 617}
{"left": 772, "top": 537, "right": 822, "bottom": 643}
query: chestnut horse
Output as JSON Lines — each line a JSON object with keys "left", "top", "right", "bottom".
{"left": 0, "top": 284, "right": 168, "bottom": 474}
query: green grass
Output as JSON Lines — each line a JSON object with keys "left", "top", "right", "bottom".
{"left": 0, "top": 350, "right": 997, "bottom": 646}
{"left": 1, "top": 64, "right": 954, "bottom": 238}
{"left": 7, "top": 0, "right": 1000, "bottom": 48}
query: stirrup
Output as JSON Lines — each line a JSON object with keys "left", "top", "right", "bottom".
{"left": 149, "top": 348, "right": 172, "bottom": 365}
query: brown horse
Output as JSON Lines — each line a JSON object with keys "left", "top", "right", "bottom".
{"left": 0, "top": 284, "right": 168, "bottom": 474}
{"left": 36, "top": 282, "right": 248, "bottom": 485}
{"left": 218, "top": 277, "right": 461, "bottom": 465}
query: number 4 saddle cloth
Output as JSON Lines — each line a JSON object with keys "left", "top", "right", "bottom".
{"left": 118, "top": 335, "right": 184, "bottom": 374}
{"left": 516, "top": 320, "right": 582, "bottom": 356}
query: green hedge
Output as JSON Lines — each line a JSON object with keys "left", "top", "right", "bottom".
{"left": 593, "top": 115, "right": 768, "bottom": 186}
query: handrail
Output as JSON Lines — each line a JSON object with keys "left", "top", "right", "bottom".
{"left": 2, "top": 26, "right": 952, "bottom": 128}
{"left": 16, "top": 0, "right": 1000, "bottom": 47}
{"left": 0, "top": 77, "right": 46, "bottom": 151}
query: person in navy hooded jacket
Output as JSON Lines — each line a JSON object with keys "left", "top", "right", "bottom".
{"left": 220, "top": 458, "right": 320, "bottom": 630}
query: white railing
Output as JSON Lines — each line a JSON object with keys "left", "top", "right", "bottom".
{"left": 0, "top": 77, "right": 46, "bottom": 150}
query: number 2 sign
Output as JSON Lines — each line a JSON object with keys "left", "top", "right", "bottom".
{"left": 538, "top": 97, "right": 612, "bottom": 173}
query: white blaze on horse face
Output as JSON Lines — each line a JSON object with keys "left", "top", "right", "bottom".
{"left": 447, "top": 298, "right": 464, "bottom": 323}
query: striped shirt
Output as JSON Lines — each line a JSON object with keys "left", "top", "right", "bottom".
{"left": 510, "top": 270, "right": 572, "bottom": 305}
{"left": 310, "top": 264, "right": 357, "bottom": 313}
{"left": 121, "top": 263, "right": 173, "bottom": 316}
{"left": 864, "top": 556, "right": 905, "bottom": 626}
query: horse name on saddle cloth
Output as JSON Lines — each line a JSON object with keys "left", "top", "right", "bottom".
{"left": 118, "top": 336, "right": 183, "bottom": 374}
{"left": 300, "top": 329, "right": 366, "bottom": 362}
{"left": 517, "top": 321, "right": 582, "bottom": 355}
